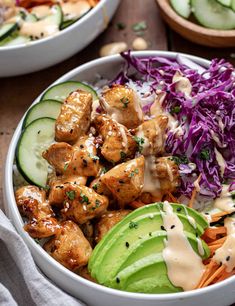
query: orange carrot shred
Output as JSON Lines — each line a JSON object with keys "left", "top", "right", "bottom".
{"left": 129, "top": 201, "right": 145, "bottom": 209}
{"left": 188, "top": 174, "right": 202, "bottom": 208}
{"left": 201, "top": 264, "right": 226, "bottom": 287}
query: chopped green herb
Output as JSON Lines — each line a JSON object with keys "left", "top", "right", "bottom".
{"left": 100, "top": 167, "right": 107, "bottom": 175}
{"left": 64, "top": 162, "right": 69, "bottom": 171}
{"left": 129, "top": 221, "right": 138, "bottom": 229}
{"left": 80, "top": 193, "right": 90, "bottom": 204}
{"left": 95, "top": 199, "right": 101, "bottom": 208}
{"left": 199, "top": 148, "right": 210, "bottom": 161}
{"left": 93, "top": 183, "right": 98, "bottom": 191}
{"left": 170, "top": 106, "right": 181, "bottom": 114}
{"left": 132, "top": 21, "right": 147, "bottom": 32}
{"left": 88, "top": 153, "right": 100, "bottom": 161}
{"left": 120, "top": 96, "right": 130, "bottom": 108}
{"left": 129, "top": 168, "right": 139, "bottom": 177}
{"left": 120, "top": 151, "right": 127, "bottom": 159}
{"left": 116, "top": 22, "right": 126, "bottom": 30}
{"left": 66, "top": 190, "right": 76, "bottom": 200}
{"left": 170, "top": 155, "right": 189, "bottom": 165}
{"left": 133, "top": 136, "right": 145, "bottom": 152}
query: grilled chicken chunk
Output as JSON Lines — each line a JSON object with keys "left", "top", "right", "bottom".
{"left": 95, "top": 210, "right": 131, "bottom": 243}
{"left": 15, "top": 186, "right": 60, "bottom": 238}
{"left": 61, "top": 184, "right": 109, "bottom": 224}
{"left": 93, "top": 114, "right": 136, "bottom": 163}
{"left": 44, "top": 220, "right": 92, "bottom": 271}
{"left": 42, "top": 142, "right": 73, "bottom": 174}
{"left": 55, "top": 90, "right": 92, "bottom": 143}
{"left": 134, "top": 115, "right": 168, "bottom": 156}
{"left": 101, "top": 156, "right": 145, "bottom": 207}
{"left": 90, "top": 177, "right": 112, "bottom": 197}
{"left": 141, "top": 156, "right": 180, "bottom": 203}
{"left": 48, "top": 176, "right": 87, "bottom": 206}
{"left": 101, "top": 84, "right": 143, "bottom": 129}
{"left": 43, "top": 136, "right": 99, "bottom": 177}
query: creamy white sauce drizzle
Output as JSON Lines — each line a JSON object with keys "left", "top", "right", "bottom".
{"left": 196, "top": 237, "right": 205, "bottom": 256}
{"left": 214, "top": 185, "right": 235, "bottom": 213}
{"left": 214, "top": 217, "right": 235, "bottom": 272}
{"left": 161, "top": 202, "right": 205, "bottom": 291}
{"left": 19, "top": 18, "right": 58, "bottom": 38}
{"left": 214, "top": 148, "right": 226, "bottom": 177}
{"left": 30, "top": 5, "right": 51, "bottom": 19}
{"left": 61, "top": 1, "right": 90, "bottom": 20}
{"left": 182, "top": 205, "right": 197, "bottom": 229}
{"left": 172, "top": 71, "right": 192, "bottom": 98}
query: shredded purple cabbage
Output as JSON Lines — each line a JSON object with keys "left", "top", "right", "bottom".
{"left": 111, "top": 51, "right": 235, "bottom": 199}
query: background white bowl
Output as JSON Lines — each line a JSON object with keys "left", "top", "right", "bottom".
{"left": 0, "top": 0, "right": 120, "bottom": 77}
{"left": 4, "top": 51, "right": 235, "bottom": 306}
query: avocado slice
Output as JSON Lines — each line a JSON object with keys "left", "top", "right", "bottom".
{"left": 108, "top": 253, "right": 181, "bottom": 293}
{"left": 91, "top": 230, "right": 210, "bottom": 285}
{"left": 89, "top": 203, "right": 208, "bottom": 270}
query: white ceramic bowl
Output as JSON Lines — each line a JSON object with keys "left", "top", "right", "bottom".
{"left": 0, "top": 0, "right": 120, "bottom": 77}
{"left": 4, "top": 51, "right": 235, "bottom": 306}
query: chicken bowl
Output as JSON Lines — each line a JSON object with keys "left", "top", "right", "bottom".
{"left": 0, "top": 0, "right": 120, "bottom": 77}
{"left": 4, "top": 51, "right": 235, "bottom": 306}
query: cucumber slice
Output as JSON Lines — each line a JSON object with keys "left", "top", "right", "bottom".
{"left": 60, "top": 19, "right": 76, "bottom": 30}
{"left": 1, "top": 35, "right": 30, "bottom": 46}
{"left": 22, "top": 100, "right": 62, "bottom": 128}
{"left": 216, "top": 0, "right": 231, "bottom": 6}
{"left": 231, "top": 0, "right": 235, "bottom": 11}
{"left": 40, "top": 81, "right": 98, "bottom": 102}
{"left": 170, "top": 0, "right": 191, "bottom": 18}
{"left": 16, "top": 118, "right": 55, "bottom": 188}
{"left": 192, "top": 0, "right": 235, "bottom": 30}
{"left": 0, "top": 23, "right": 18, "bottom": 42}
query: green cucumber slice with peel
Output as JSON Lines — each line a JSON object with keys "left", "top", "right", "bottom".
{"left": 216, "top": 0, "right": 231, "bottom": 7}
{"left": 0, "top": 23, "right": 18, "bottom": 42}
{"left": 22, "top": 100, "right": 62, "bottom": 128}
{"left": 16, "top": 117, "right": 55, "bottom": 188}
{"left": 170, "top": 0, "right": 191, "bottom": 18}
{"left": 191, "top": 0, "right": 235, "bottom": 30}
{"left": 40, "top": 81, "right": 98, "bottom": 102}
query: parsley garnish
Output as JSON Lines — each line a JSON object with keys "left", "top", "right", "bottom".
{"left": 66, "top": 190, "right": 76, "bottom": 200}
{"left": 80, "top": 193, "right": 90, "bottom": 204}
{"left": 100, "top": 167, "right": 107, "bottom": 175}
{"left": 200, "top": 148, "right": 210, "bottom": 161}
{"left": 129, "top": 221, "right": 138, "bottom": 229}
{"left": 93, "top": 183, "right": 98, "bottom": 191}
{"left": 64, "top": 162, "right": 69, "bottom": 171}
{"left": 133, "top": 136, "right": 145, "bottom": 152}
{"left": 129, "top": 168, "right": 139, "bottom": 177}
{"left": 116, "top": 22, "right": 126, "bottom": 30}
{"left": 170, "top": 155, "right": 189, "bottom": 165}
{"left": 95, "top": 199, "right": 101, "bottom": 207}
{"left": 88, "top": 153, "right": 100, "bottom": 161}
{"left": 132, "top": 21, "right": 147, "bottom": 32}
{"left": 170, "top": 106, "right": 181, "bottom": 114}
{"left": 120, "top": 151, "right": 127, "bottom": 159}
{"left": 120, "top": 96, "right": 130, "bottom": 108}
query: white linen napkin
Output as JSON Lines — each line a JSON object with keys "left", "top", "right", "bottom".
{"left": 0, "top": 209, "right": 85, "bottom": 306}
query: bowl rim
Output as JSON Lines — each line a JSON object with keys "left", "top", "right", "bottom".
{"left": 5, "top": 50, "right": 235, "bottom": 301}
{"left": 0, "top": 0, "right": 109, "bottom": 51}
{"left": 157, "top": 0, "right": 235, "bottom": 37}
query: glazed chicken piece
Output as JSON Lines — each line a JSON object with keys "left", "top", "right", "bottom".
{"left": 101, "top": 84, "right": 143, "bottom": 129}
{"left": 134, "top": 115, "right": 168, "bottom": 156}
{"left": 43, "top": 136, "right": 99, "bottom": 177}
{"left": 55, "top": 89, "right": 92, "bottom": 143}
{"left": 141, "top": 156, "right": 180, "bottom": 203}
{"left": 93, "top": 114, "right": 136, "bottom": 163}
{"left": 61, "top": 184, "right": 109, "bottom": 224}
{"left": 48, "top": 175, "right": 87, "bottom": 206}
{"left": 95, "top": 210, "right": 131, "bottom": 243}
{"left": 90, "top": 177, "right": 112, "bottom": 197}
{"left": 44, "top": 220, "right": 92, "bottom": 271}
{"left": 15, "top": 186, "right": 60, "bottom": 238}
{"left": 80, "top": 220, "right": 94, "bottom": 246}
{"left": 101, "top": 156, "right": 145, "bottom": 207}
{"left": 42, "top": 142, "right": 73, "bottom": 174}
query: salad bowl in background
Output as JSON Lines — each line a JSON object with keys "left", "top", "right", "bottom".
{"left": 4, "top": 51, "right": 235, "bottom": 306}
{"left": 156, "top": 0, "right": 235, "bottom": 47}
{"left": 0, "top": 0, "right": 120, "bottom": 77}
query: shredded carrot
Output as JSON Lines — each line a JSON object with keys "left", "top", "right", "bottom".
{"left": 215, "top": 270, "right": 235, "bottom": 283}
{"left": 188, "top": 174, "right": 202, "bottom": 208}
{"left": 167, "top": 193, "right": 179, "bottom": 203}
{"left": 208, "top": 236, "right": 227, "bottom": 246}
{"left": 129, "top": 200, "right": 145, "bottom": 209}
{"left": 201, "top": 264, "right": 226, "bottom": 287}
{"left": 203, "top": 226, "right": 227, "bottom": 241}
{"left": 211, "top": 211, "right": 230, "bottom": 223}
{"left": 196, "top": 260, "right": 218, "bottom": 288}
{"left": 208, "top": 244, "right": 224, "bottom": 253}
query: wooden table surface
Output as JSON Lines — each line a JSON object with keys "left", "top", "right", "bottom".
{"left": 1, "top": 0, "right": 235, "bottom": 209}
